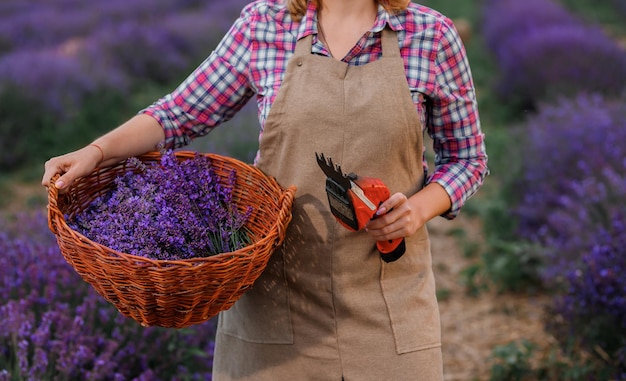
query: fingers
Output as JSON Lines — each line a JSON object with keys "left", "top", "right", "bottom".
{"left": 374, "top": 192, "right": 406, "bottom": 217}
{"left": 41, "top": 147, "right": 100, "bottom": 190}
{"left": 42, "top": 159, "right": 62, "bottom": 187}
{"left": 42, "top": 158, "right": 72, "bottom": 189}
{"left": 365, "top": 193, "right": 419, "bottom": 241}
{"left": 366, "top": 216, "right": 410, "bottom": 242}
{"left": 53, "top": 170, "right": 77, "bottom": 190}
{"left": 42, "top": 160, "right": 84, "bottom": 190}
{"left": 367, "top": 222, "right": 407, "bottom": 242}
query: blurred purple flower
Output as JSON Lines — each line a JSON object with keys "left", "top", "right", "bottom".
{"left": 481, "top": 0, "right": 580, "bottom": 58}
{"left": 81, "top": 22, "right": 191, "bottom": 84}
{"left": 481, "top": 0, "right": 626, "bottom": 108}
{"left": 0, "top": 49, "right": 98, "bottom": 116}
{"left": 511, "top": 94, "right": 626, "bottom": 278}
{"left": 549, "top": 214, "right": 626, "bottom": 376}
{"left": 497, "top": 25, "right": 626, "bottom": 105}
{"left": 161, "top": 0, "right": 249, "bottom": 61}
{"left": 0, "top": 0, "right": 250, "bottom": 121}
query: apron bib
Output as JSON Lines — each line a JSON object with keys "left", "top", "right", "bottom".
{"left": 214, "top": 28, "right": 442, "bottom": 381}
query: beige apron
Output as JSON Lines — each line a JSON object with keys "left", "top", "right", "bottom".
{"left": 214, "top": 28, "right": 442, "bottom": 381}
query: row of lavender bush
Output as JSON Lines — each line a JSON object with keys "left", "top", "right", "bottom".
{"left": 481, "top": 0, "right": 626, "bottom": 114}
{"left": 517, "top": 95, "right": 626, "bottom": 377}
{"left": 0, "top": 0, "right": 249, "bottom": 170}
{"left": 0, "top": 0, "right": 245, "bottom": 112}
{"left": 481, "top": 0, "right": 626, "bottom": 377}
{"left": 1, "top": 213, "right": 219, "bottom": 380}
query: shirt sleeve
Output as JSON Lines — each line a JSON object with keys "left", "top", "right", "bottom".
{"left": 427, "top": 17, "right": 488, "bottom": 219}
{"left": 140, "top": 10, "right": 255, "bottom": 149}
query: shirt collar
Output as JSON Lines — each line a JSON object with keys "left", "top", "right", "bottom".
{"left": 297, "top": 2, "right": 405, "bottom": 40}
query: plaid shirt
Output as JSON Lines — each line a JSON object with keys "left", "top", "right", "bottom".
{"left": 142, "top": 0, "right": 488, "bottom": 218}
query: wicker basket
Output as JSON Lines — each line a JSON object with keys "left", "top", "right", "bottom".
{"left": 47, "top": 151, "right": 296, "bottom": 329}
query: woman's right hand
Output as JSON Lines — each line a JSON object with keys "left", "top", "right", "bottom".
{"left": 41, "top": 115, "right": 166, "bottom": 191}
{"left": 41, "top": 144, "right": 103, "bottom": 191}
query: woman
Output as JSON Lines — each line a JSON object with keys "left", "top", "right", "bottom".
{"left": 42, "top": 0, "right": 488, "bottom": 379}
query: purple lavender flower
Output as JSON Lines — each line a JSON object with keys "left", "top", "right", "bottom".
{"left": 503, "top": 92, "right": 626, "bottom": 376}
{"left": 481, "top": 0, "right": 626, "bottom": 109}
{"left": 496, "top": 24, "right": 626, "bottom": 106}
{"left": 0, "top": 49, "right": 98, "bottom": 116}
{"left": 548, "top": 214, "right": 626, "bottom": 377}
{"left": 69, "top": 151, "right": 253, "bottom": 260}
{"left": 81, "top": 22, "right": 191, "bottom": 84}
{"left": 511, "top": 94, "right": 626, "bottom": 278}
{"left": 481, "top": 0, "right": 581, "bottom": 58}
{"left": 0, "top": 0, "right": 250, "bottom": 122}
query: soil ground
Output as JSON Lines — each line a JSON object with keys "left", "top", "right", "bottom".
{"left": 428, "top": 216, "right": 551, "bottom": 380}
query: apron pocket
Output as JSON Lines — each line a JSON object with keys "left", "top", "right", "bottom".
{"left": 380, "top": 233, "right": 441, "bottom": 354}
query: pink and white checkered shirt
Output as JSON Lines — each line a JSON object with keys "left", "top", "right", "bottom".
{"left": 142, "top": 0, "right": 488, "bottom": 218}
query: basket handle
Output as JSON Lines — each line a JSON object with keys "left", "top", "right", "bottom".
{"left": 47, "top": 174, "right": 62, "bottom": 234}
{"left": 275, "top": 185, "right": 297, "bottom": 243}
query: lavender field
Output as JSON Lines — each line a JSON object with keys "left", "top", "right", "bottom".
{"left": 0, "top": 0, "right": 247, "bottom": 111}
{"left": 2, "top": 0, "right": 626, "bottom": 379}
{"left": 0, "top": 0, "right": 256, "bottom": 170}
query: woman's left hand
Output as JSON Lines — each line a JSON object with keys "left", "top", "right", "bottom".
{"left": 364, "top": 192, "right": 424, "bottom": 242}
{"left": 364, "top": 183, "right": 453, "bottom": 242}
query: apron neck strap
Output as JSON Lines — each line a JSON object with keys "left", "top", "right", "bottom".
{"left": 381, "top": 27, "right": 400, "bottom": 58}
{"left": 294, "top": 27, "right": 399, "bottom": 58}
{"left": 295, "top": 34, "right": 313, "bottom": 57}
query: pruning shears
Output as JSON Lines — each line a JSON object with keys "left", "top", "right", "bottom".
{"left": 316, "top": 153, "right": 405, "bottom": 262}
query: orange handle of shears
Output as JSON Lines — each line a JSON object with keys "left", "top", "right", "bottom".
{"left": 377, "top": 237, "right": 405, "bottom": 263}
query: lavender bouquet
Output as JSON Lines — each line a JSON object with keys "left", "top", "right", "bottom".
{"left": 68, "top": 150, "right": 253, "bottom": 261}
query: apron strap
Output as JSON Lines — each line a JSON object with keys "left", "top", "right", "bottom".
{"left": 381, "top": 27, "right": 400, "bottom": 58}
{"left": 294, "top": 34, "right": 313, "bottom": 57}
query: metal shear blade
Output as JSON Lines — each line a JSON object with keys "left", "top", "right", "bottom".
{"left": 315, "top": 152, "right": 351, "bottom": 190}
